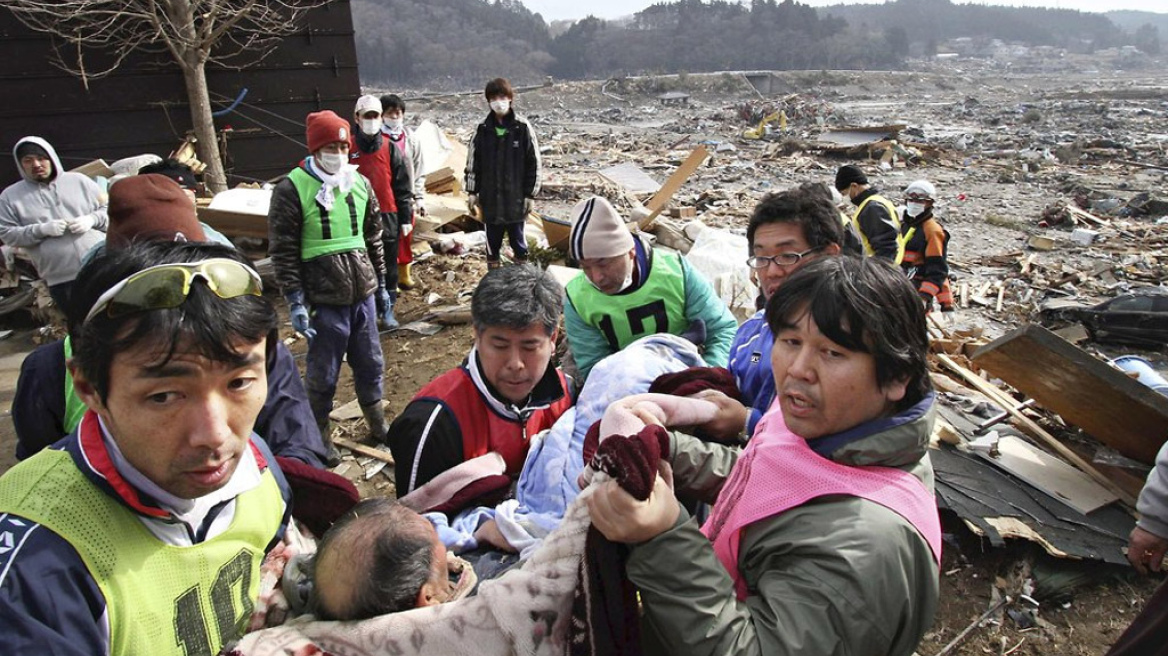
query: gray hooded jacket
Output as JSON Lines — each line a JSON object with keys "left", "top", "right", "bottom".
{"left": 1137, "top": 440, "right": 1168, "bottom": 540}
{"left": 0, "top": 137, "right": 108, "bottom": 286}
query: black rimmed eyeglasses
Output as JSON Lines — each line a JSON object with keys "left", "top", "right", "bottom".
{"left": 746, "top": 247, "right": 822, "bottom": 269}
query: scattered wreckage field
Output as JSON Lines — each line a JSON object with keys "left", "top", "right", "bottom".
{"left": 3, "top": 61, "right": 1168, "bottom": 654}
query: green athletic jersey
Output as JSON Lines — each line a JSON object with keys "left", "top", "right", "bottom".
{"left": 288, "top": 167, "right": 369, "bottom": 261}
{"left": 565, "top": 250, "right": 688, "bottom": 351}
{"left": 0, "top": 448, "right": 285, "bottom": 656}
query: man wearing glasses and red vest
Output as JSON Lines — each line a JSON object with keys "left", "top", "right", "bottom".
{"left": 0, "top": 240, "right": 293, "bottom": 655}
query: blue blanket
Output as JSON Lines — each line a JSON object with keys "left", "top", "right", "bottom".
{"left": 429, "top": 334, "right": 707, "bottom": 557}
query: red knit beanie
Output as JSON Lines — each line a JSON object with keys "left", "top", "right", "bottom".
{"left": 106, "top": 174, "right": 206, "bottom": 250}
{"left": 305, "top": 110, "right": 350, "bottom": 153}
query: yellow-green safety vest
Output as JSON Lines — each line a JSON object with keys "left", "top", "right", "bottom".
{"left": 0, "top": 448, "right": 285, "bottom": 656}
{"left": 288, "top": 167, "right": 369, "bottom": 261}
{"left": 848, "top": 194, "right": 906, "bottom": 265}
{"left": 566, "top": 250, "right": 688, "bottom": 351}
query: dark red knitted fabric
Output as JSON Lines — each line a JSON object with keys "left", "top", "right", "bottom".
{"left": 569, "top": 424, "right": 670, "bottom": 656}
{"left": 648, "top": 366, "right": 743, "bottom": 403}
{"left": 275, "top": 456, "right": 359, "bottom": 538}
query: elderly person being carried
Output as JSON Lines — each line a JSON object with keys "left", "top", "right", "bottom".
{"left": 311, "top": 498, "right": 475, "bottom": 621}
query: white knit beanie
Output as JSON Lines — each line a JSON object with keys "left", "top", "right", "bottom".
{"left": 569, "top": 196, "right": 635, "bottom": 261}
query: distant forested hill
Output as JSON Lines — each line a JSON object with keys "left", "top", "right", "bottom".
{"left": 352, "top": 0, "right": 1161, "bottom": 89}
{"left": 352, "top": 0, "right": 552, "bottom": 88}
{"left": 1107, "top": 9, "right": 1168, "bottom": 36}
{"left": 818, "top": 0, "right": 1125, "bottom": 52}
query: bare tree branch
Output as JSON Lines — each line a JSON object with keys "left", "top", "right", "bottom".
{"left": 7, "top": 0, "right": 333, "bottom": 192}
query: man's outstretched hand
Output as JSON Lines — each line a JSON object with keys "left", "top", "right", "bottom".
{"left": 587, "top": 473, "right": 679, "bottom": 544}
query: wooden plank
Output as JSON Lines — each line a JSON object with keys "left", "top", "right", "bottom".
{"left": 971, "top": 325, "right": 1168, "bottom": 465}
{"left": 197, "top": 207, "right": 268, "bottom": 239}
{"left": 641, "top": 145, "right": 709, "bottom": 229}
{"left": 334, "top": 437, "right": 394, "bottom": 464}
{"left": 70, "top": 159, "right": 115, "bottom": 179}
{"left": 935, "top": 352, "right": 1139, "bottom": 509}
{"left": 972, "top": 435, "right": 1119, "bottom": 514}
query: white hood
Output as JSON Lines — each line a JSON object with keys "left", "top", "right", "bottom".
{"left": 12, "top": 136, "right": 63, "bottom": 184}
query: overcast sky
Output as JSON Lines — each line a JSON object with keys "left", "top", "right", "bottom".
{"left": 524, "top": 0, "right": 1166, "bottom": 22}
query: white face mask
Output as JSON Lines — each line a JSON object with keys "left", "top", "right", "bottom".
{"left": 489, "top": 99, "right": 511, "bottom": 115}
{"left": 316, "top": 152, "right": 346, "bottom": 174}
{"left": 383, "top": 117, "right": 403, "bottom": 132}
{"left": 359, "top": 119, "right": 381, "bottom": 136}
{"left": 906, "top": 202, "right": 928, "bottom": 218}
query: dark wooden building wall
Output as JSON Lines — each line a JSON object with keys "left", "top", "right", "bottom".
{"left": 0, "top": 1, "right": 362, "bottom": 188}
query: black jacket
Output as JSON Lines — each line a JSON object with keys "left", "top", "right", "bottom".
{"left": 850, "top": 187, "right": 903, "bottom": 263}
{"left": 465, "top": 110, "right": 541, "bottom": 225}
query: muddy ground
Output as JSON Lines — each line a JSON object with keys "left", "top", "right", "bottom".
{"left": 3, "top": 58, "right": 1167, "bottom": 654}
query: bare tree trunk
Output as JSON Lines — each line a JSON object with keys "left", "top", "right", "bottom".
{"left": 181, "top": 60, "right": 228, "bottom": 194}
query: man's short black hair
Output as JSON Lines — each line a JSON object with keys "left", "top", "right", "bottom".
{"left": 138, "top": 158, "right": 199, "bottom": 191}
{"left": 380, "top": 94, "right": 406, "bottom": 114}
{"left": 747, "top": 185, "right": 844, "bottom": 252}
{"left": 68, "top": 241, "right": 277, "bottom": 401}
{"left": 15, "top": 141, "right": 50, "bottom": 161}
{"left": 834, "top": 164, "right": 868, "bottom": 192}
{"left": 765, "top": 255, "right": 931, "bottom": 410}
{"left": 312, "top": 498, "right": 435, "bottom": 620}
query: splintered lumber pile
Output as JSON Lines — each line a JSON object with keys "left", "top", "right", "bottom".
{"left": 425, "top": 167, "right": 461, "bottom": 195}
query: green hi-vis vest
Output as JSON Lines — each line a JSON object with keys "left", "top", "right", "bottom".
{"left": 288, "top": 167, "right": 369, "bottom": 261}
{"left": 566, "top": 249, "right": 688, "bottom": 351}
{"left": 0, "top": 449, "right": 285, "bottom": 656}
{"left": 849, "top": 193, "right": 906, "bottom": 265}
{"left": 62, "top": 336, "right": 87, "bottom": 434}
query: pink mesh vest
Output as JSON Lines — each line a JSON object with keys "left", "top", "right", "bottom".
{"left": 701, "top": 408, "right": 942, "bottom": 600}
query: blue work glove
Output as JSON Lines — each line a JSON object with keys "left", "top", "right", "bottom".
{"left": 285, "top": 291, "right": 316, "bottom": 343}
{"left": 375, "top": 286, "right": 399, "bottom": 330}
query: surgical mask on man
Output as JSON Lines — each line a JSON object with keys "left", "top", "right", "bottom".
{"left": 317, "top": 152, "right": 346, "bottom": 174}
{"left": 906, "top": 202, "right": 928, "bottom": 218}
{"left": 383, "top": 117, "right": 404, "bottom": 132}
{"left": 589, "top": 269, "right": 635, "bottom": 295}
{"left": 359, "top": 119, "right": 381, "bottom": 136}
{"left": 489, "top": 99, "right": 511, "bottom": 115}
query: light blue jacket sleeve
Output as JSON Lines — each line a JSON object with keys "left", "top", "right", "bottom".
{"left": 681, "top": 258, "right": 739, "bottom": 368}
{"left": 564, "top": 292, "right": 614, "bottom": 382}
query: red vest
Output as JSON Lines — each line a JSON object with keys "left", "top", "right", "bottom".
{"left": 348, "top": 136, "right": 397, "bottom": 213}
{"left": 416, "top": 367, "right": 573, "bottom": 476}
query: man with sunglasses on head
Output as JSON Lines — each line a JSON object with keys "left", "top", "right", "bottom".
{"left": 0, "top": 240, "right": 293, "bottom": 655}
{"left": 268, "top": 110, "right": 393, "bottom": 462}
{"left": 690, "top": 186, "right": 844, "bottom": 443}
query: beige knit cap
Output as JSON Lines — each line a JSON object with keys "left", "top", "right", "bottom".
{"left": 568, "top": 196, "right": 635, "bottom": 261}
